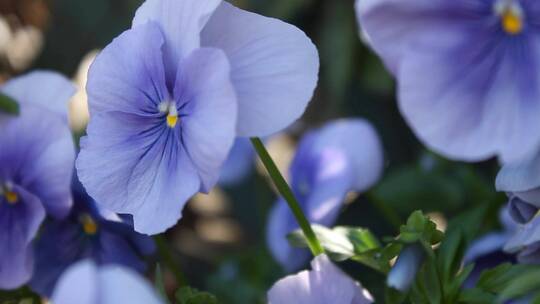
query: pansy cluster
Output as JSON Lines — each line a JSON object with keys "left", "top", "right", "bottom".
{"left": 2, "top": 0, "right": 540, "bottom": 302}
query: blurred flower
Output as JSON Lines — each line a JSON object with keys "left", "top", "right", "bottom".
{"left": 387, "top": 244, "right": 425, "bottom": 291}
{"left": 77, "top": 0, "right": 319, "bottom": 235}
{"left": 496, "top": 150, "right": 540, "bottom": 263}
{"left": 497, "top": 149, "right": 540, "bottom": 207}
{"left": 51, "top": 260, "right": 164, "bottom": 304}
{"left": 30, "top": 178, "right": 155, "bottom": 297}
{"left": 356, "top": 0, "right": 540, "bottom": 163}
{"left": 267, "top": 254, "right": 373, "bottom": 304}
{"left": 0, "top": 71, "right": 75, "bottom": 289}
{"left": 267, "top": 119, "right": 384, "bottom": 270}
{"left": 464, "top": 208, "right": 517, "bottom": 286}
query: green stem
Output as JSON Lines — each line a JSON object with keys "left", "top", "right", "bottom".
{"left": 250, "top": 137, "right": 324, "bottom": 256}
{"left": 154, "top": 235, "right": 187, "bottom": 287}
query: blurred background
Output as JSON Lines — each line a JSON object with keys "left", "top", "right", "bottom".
{"left": 0, "top": 0, "right": 507, "bottom": 302}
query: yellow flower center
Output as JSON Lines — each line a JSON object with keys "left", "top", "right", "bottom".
{"left": 167, "top": 114, "right": 178, "bottom": 128}
{"left": 502, "top": 9, "right": 523, "bottom": 35}
{"left": 495, "top": 1, "right": 524, "bottom": 35}
{"left": 80, "top": 214, "right": 98, "bottom": 235}
{"left": 4, "top": 191, "right": 18, "bottom": 204}
{"left": 159, "top": 101, "right": 179, "bottom": 128}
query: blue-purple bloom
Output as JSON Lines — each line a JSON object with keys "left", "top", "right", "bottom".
{"left": 0, "top": 71, "right": 75, "bottom": 289}
{"left": 387, "top": 244, "right": 425, "bottom": 291}
{"left": 356, "top": 0, "right": 540, "bottom": 163}
{"left": 497, "top": 150, "right": 540, "bottom": 263}
{"left": 30, "top": 178, "right": 155, "bottom": 297}
{"left": 267, "top": 119, "right": 384, "bottom": 270}
{"left": 51, "top": 260, "right": 164, "bottom": 304}
{"left": 77, "top": 0, "right": 319, "bottom": 234}
{"left": 267, "top": 254, "right": 373, "bottom": 304}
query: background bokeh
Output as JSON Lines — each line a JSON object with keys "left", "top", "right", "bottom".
{"left": 0, "top": 0, "right": 508, "bottom": 302}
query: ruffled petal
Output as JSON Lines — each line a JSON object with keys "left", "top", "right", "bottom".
{"left": 0, "top": 186, "right": 45, "bottom": 289}
{"left": 133, "top": 0, "right": 221, "bottom": 83}
{"left": 202, "top": 2, "right": 319, "bottom": 136}
{"left": 0, "top": 106, "right": 75, "bottom": 218}
{"left": 1, "top": 70, "right": 75, "bottom": 120}
{"left": 86, "top": 22, "right": 169, "bottom": 115}
{"left": 174, "top": 48, "right": 237, "bottom": 192}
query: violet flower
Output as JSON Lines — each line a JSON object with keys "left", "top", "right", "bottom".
{"left": 51, "top": 260, "right": 164, "bottom": 304}
{"left": 356, "top": 0, "right": 540, "bottom": 163}
{"left": 0, "top": 71, "right": 75, "bottom": 289}
{"left": 267, "top": 119, "right": 384, "bottom": 270}
{"left": 77, "top": 0, "right": 319, "bottom": 234}
{"left": 267, "top": 254, "right": 373, "bottom": 304}
{"left": 30, "top": 178, "right": 155, "bottom": 297}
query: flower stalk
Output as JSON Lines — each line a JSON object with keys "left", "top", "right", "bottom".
{"left": 250, "top": 137, "right": 324, "bottom": 256}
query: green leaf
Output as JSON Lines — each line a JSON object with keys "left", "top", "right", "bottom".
{"left": 458, "top": 288, "right": 496, "bottom": 304}
{"left": 497, "top": 268, "right": 540, "bottom": 302}
{"left": 0, "top": 93, "right": 19, "bottom": 116}
{"left": 176, "top": 287, "right": 218, "bottom": 304}
{"left": 155, "top": 264, "right": 170, "bottom": 304}
{"left": 476, "top": 263, "right": 529, "bottom": 293}
{"left": 397, "top": 211, "right": 443, "bottom": 246}
{"left": 437, "top": 228, "right": 466, "bottom": 285}
{"left": 288, "top": 225, "right": 380, "bottom": 261}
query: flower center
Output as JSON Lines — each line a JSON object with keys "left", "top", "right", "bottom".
{"left": 495, "top": 0, "right": 524, "bottom": 35}
{"left": 0, "top": 182, "right": 19, "bottom": 204}
{"left": 158, "top": 101, "right": 179, "bottom": 128}
{"left": 80, "top": 213, "right": 98, "bottom": 235}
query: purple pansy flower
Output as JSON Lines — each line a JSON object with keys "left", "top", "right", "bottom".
{"left": 495, "top": 158, "right": 540, "bottom": 264}
{"left": 356, "top": 0, "right": 540, "bottom": 163}
{"left": 0, "top": 71, "right": 75, "bottom": 289}
{"left": 51, "top": 260, "right": 164, "bottom": 304}
{"left": 30, "top": 178, "right": 155, "bottom": 297}
{"left": 267, "top": 254, "right": 373, "bottom": 304}
{"left": 77, "top": 0, "right": 319, "bottom": 234}
{"left": 267, "top": 119, "right": 384, "bottom": 270}
{"left": 496, "top": 150, "right": 540, "bottom": 263}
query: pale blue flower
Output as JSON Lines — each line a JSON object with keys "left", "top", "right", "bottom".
{"left": 51, "top": 260, "right": 164, "bottom": 304}
{"left": 356, "top": 0, "right": 540, "bottom": 163}
{"left": 0, "top": 71, "right": 75, "bottom": 289}
{"left": 77, "top": 0, "right": 319, "bottom": 234}
{"left": 267, "top": 255, "right": 373, "bottom": 304}
{"left": 267, "top": 119, "right": 384, "bottom": 270}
